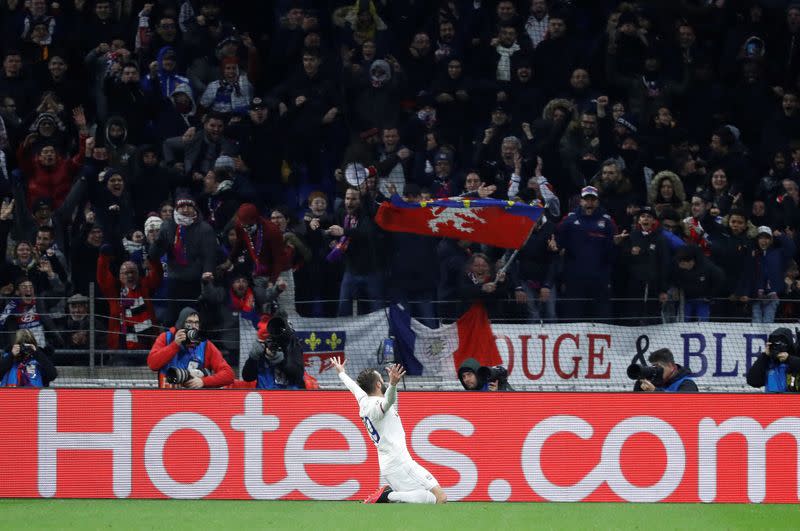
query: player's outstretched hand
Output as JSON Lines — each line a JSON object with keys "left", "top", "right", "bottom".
{"left": 387, "top": 363, "right": 406, "bottom": 386}
{"left": 331, "top": 356, "right": 346, "bottom": 374}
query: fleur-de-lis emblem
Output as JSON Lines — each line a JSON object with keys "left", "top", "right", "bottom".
{"left": 305, "top": 332, "right": 321, "bottom": 351}
{"left": 326, "top": 333, "right": 342, "bottom": 350}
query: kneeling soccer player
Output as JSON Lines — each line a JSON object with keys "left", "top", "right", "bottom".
{"left": 331, "top": 357, "right": 447, "bottom": 504}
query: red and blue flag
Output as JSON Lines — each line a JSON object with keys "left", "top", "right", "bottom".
{"left": 375, "top": 196, "right": 543, "bottom": 249}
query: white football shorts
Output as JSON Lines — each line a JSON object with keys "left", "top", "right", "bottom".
{"left": 382, "top": 460, "right": 439, "bottom": 492}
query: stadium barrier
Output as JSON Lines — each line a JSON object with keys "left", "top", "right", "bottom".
{"left": 1, "top": 389, "right": 797, "bottom": 503}
{"left": 6, "top": 284, "right": 786, "bottom": 390}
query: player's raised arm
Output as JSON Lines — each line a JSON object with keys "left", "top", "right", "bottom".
{"left": 332, "top": 356, "right": 368, "bottom": 402}
{"left": 380, "top": 363, "right": 405, "bottom": 412}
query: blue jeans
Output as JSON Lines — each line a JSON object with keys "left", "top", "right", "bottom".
{"left": 752, "top": 298, "right": 779, "bottom": 323}
{"left": 521, "top": 283, "right": 557, "bottom": 322}
{"left": 684, "top": 299, "right": 710, "bottom": 322}
{"left": 337, "top": 271, "right": 384, "bottom": 316}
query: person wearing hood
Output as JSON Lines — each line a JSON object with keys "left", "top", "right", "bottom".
{"left": 200, "top": 156, "right": 239, "bottom": 235}
{"left": 632, "top": 348, "right": 698, "bottom": 392}
{"left": 154, "top": 83, "right": 199, "bottom": 140}
{"left": 347, "top": 58, "right": 405, "bottom": 133}
{"left": 606, "top": 48, "right": 690, "bottom": 124}
{"left": 28, "top": 111, "right": 69, "bottom": 154}
{"left": 227, "top": 203, "right": 286, "bottom": 284}
{"left": 199, "top": 56, "right": 254, "bottom": 116}
{"left": 142, "top": 46, "right": 192, "bottom": 100}
{"left": 556, "top": 185, "right": 622, "bottom": 321}
{"left": 241, "top": 313, "right": 306, "bottom": 390}
{"left": 64, "top": 166, "right": 135, "bottom": 239}
{"left": 649, "top": 170, "right": 689, "bottom": 219}
{"left": 746, "top": 327, "right": 800, "bottom": 393}
{"left": 200, "top": 270, "right": 284, "bottom": 361}
{"left": 457, "top": 358, "right": 512, "bottom": 391}
{"left": 103, "top": 115, "right": 136, "bottom": 169}
{"left": 148, "top": 191, "right": 217, "bottom": 325}
{"left": 129, "top": 145, "right": 182, "bottom": 226}
{"left": 147, "top": 306, "right": 234, "bottom": 389}
{"left": 17, "top": 108, "right": 88, "bottom": 210}
{"left": 225, "top": 96, "right": 284, "bottom": 200}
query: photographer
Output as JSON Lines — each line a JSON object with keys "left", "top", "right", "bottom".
{"left": 457, "top": 358, "right": 514, "bottom": 391}
{"left": 631, "top": 348, "right": 698, "bottom": 392}
{"left": 241, "top": 314, "right": 305, "bottom": 389}
{"left": 0, "top": 330, "right": 57, "bottom": 387}
{"left": 147, "top": 307, "right": 234, "bottom": 389}
{"left": 746, "top": 327, "right": 800, "bottom": 392}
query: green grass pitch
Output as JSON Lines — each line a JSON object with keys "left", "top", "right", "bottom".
{"left": 0, "top": 499, "right": 797, "bottom": 530}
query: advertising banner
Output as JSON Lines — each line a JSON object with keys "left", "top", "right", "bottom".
{"left": 1, "top": 390, "right": 798, "bottom": 503}
{"left": 243, "top": 313, "right": 778, "bottom": 391}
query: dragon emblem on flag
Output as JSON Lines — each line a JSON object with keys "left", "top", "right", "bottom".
{"left": 427, "top": 207, "right": 487, "bottom": 234}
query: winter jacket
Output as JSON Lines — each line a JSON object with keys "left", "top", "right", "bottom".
{"left": 229, "top": 218, "right": 286, "bottom": 283}
{"left": 670, "top": 247, "right": 726, "bottom": 300}
{"left": 18, "top": 134, "right": 87, "bottom": 210}
{"left": 742, "top": 234, "right": 797, "bottom": 296}
{"left": 648, "top": 171, "right": 690, "bottom": 219}
{"left": 622, "top": 227, "right": 671, "bottom": 293}
{"left": 149, "top": 218, "right": 217, "bottom": 282}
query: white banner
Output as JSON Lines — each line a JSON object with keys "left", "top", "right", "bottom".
{"left": 240, "top": 313, "right": 780, "bottom": 391}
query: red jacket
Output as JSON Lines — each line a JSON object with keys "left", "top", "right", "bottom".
{"left": 231, "top": 217, "right": 287, "bottom": 282}
{"left": 18, "top": 135, "right": 86, "bottom": 209}
{"left": 147, "top": 328, "right": 234, "bottom": 388}
{"left": 96, "top": 254, "right": 163, "bottom": 349}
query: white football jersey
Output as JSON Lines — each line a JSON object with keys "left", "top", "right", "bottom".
{"left": 339, "top": 373, "right": 413, "bottom": 471}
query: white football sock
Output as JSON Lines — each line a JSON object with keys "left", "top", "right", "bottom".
{"left": 387, "top": 489, "right": 437, "bottom": 504}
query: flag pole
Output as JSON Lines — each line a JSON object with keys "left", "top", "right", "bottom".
{"left": 496, "top": 220, "right": 537, "bottom": 279}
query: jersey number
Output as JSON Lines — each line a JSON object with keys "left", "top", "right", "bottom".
{"left": 362, "top": 416, "right": 380, "bottom": 445}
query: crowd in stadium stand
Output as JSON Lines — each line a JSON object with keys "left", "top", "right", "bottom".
{"left": 1, "top": 0, "right": 800, "bottom": 369}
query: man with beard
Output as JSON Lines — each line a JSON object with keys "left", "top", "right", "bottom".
{"left": 556, "top": 186, "right": 623, "bottom": 321}
{"left": 163, "top": 111, "right": 238, "bottom": 182}
{"left": 559, "top": 110, "right": 601, "bottom": 191}
{"left": 328, "top": 186, "right": 384, "bottom": 316}
{"left": 149, "top": 192, "right": 216, "bottom": 325}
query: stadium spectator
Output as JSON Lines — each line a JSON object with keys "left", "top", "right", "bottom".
{"left": 56, "top": 293, "right": 103, "bottom": 365}
{"left": 147, "top": 306, "right": 234, "bottom": 389}
{"left": 556, "top": 185, "right": 620, "bottom": 321}
{"left": 457, "top": 358, "right": 513, "bottom": 391}
{"left": 670, "top": 245, "right": 725, "bottom": 322}
{"left": 97, "top": 249, "right": 162, "bottom": 352}
{"left": 241, "top": 315, "right": 305, "bottom": 389}
{"left": 0, "top": 329, "right": 57, "bottom": 388}
{"left": 329, "top": 186, "right": 385, "bottom": 316}
{"left": 746, "top": 327, "right": 800, "bottom": 393}
{"left": 632, "top": 348, "right": 698, "bottom": 393}
{"left": 148, "top": 192, "right": 216, "bottom": 325}
{"left": 743, "top": 226, "right": 796, "bottom": 323}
